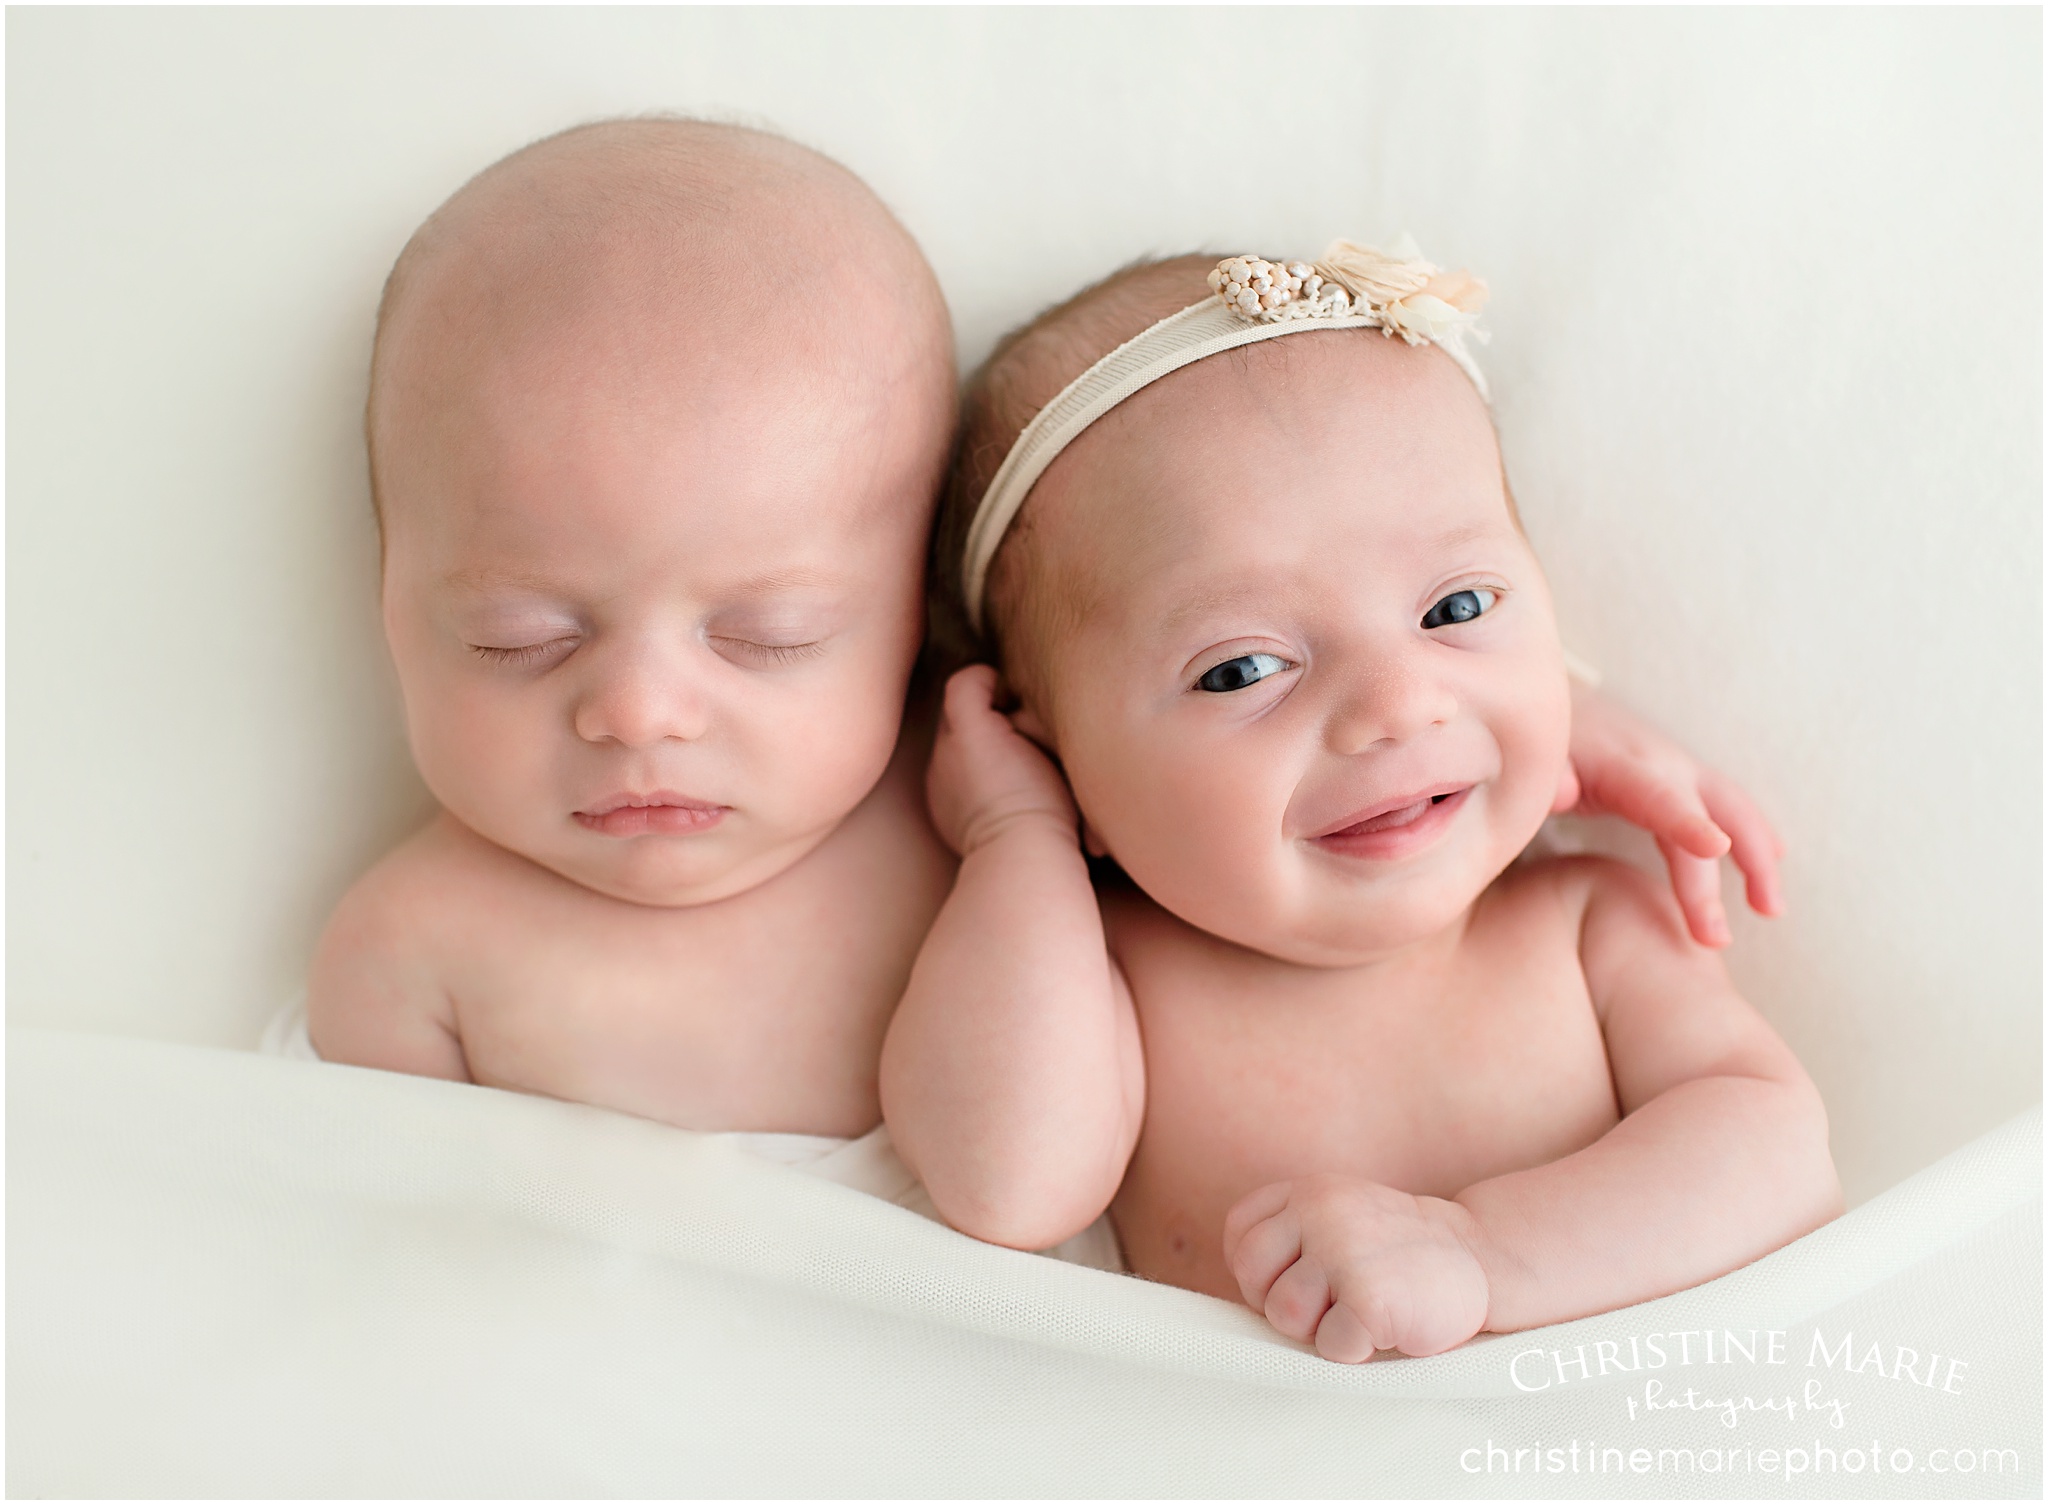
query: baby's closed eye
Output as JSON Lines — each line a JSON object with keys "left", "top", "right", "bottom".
{"left": 703, "top": 598, "right": 843, "bottom": 667}
{"left": 470, "top": 634, "right": 580, "bottom": 669}
{"left": 708, "top": 634, "right": 829, "bottom": 666}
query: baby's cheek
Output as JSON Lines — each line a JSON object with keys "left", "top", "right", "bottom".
{"left": 1092, "top": 739, "right": 1287, "bottom": 927}
{"left": 1493, "top": 701, "right": 1574, "bottom": 847}
{"left": 404, "top": 694, "right": 542, "bottom": 851}
{"left": 762, "top": 666, "right": 906, "bottom": 822}
{"left": 442, "top": 694, "right": 551, "bottom": 802}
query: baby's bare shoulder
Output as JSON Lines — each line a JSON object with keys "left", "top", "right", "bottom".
{"left": 1474, "top": 856, "right": 1713, "bottom": 1020}
{"left": 323, "top": 813, "right": 539, "bottom": 946}
{"left": 1490, "top": 853, "right": 1682, "bottom": 938}
{"left": 306, "top": 815, "right": 527, "bottom": 1077}
{"left": 1569, "top": 854, "right": 1699, "bottom": 960}
{"left": 1546, "top": 855, "right": 1747, "bottom": 1053}
{"left": 1473, "top": 852, "right": 1614, "bottom": 933}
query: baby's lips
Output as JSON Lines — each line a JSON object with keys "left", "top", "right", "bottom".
{"left": 1306, "top": 781, "right": 1471, "bottom": 842}
{"left": 573, "top": 790, "right": 729, "bottom": 837}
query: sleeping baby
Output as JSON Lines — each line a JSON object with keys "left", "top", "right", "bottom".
{"left": 303, "top": 118, "right": 959, "bottom": 1138}
{"left": 307, "top": 121, "right": 1792, "bottom": 1193}
{"left": 880, "top": 246, "right": 1840, "bottom": 1353}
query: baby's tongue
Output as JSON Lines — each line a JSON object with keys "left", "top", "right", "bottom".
{"left": 1343, "top": 797, "right": 1433, "bottom": 836}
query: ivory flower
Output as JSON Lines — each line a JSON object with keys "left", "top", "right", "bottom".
{"left": 1313, "top": 239, "right": 1435, "bottom": 306}
{"left": 1382, "top": 292, "right": 1478, "bottom": 346}
{"left": 1421, "top": 269, "right": 1489, "bottom": 316}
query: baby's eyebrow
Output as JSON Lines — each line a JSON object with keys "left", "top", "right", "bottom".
{"left": 1155, "top": 581, "right": 1277, "bottom": 642}
{"left": 1154, "top": 517, "right": 1509, "bottom": 634}
{"left": 439, "top": 567, "right": 565, "bottom": 597}
{"left": 1424, "top": 520, "right": 1501, "bottom": 552}
{"left": 724, "top": 566, "right": 842, "bottom": 596}
{"left": 1158, "top": 582, "right": 1271, "bottom": 634}
{"left": 435, "top": 566, "right": 844, "bottom": 598}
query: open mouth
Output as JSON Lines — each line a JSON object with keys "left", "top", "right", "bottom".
{"left": 573, "top": 791, "right": 729, "bottom": 838}
{"left": 1312, "top": 786, "right": 1471, "bottom": 859}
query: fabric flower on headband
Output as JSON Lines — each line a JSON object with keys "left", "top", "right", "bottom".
{"left": 1207, "top": 235, "right": 1488, "bottom": 348}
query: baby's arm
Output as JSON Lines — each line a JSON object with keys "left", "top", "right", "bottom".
{"left": 878, "top": 666, "right": 1144, "bottom": 1250}
{"left": 1454, "top": 861, "right": 1838, "bottom": 1328}
{"left": 1227, "top": 861, "right": 1838, "bottom": 1360}
{"left": 305, "top": 860, "right": 470, "bottom": 1082}
{"left": 1564, "top": 681, "right": 1786, "bottom": 948}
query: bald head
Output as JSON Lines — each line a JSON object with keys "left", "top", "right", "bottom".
{"left": 369, "top": 122, "right": 959, "bottom": 901}
{"left": 367, "top": 118, "right": 953, "bottom": 538}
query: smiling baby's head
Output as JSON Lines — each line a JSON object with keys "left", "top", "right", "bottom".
{"left": 368, "top": 119, "right": 954, "bottom": 906}
{"left": 941, "top": 253, "right": 1571, "bottom": 965}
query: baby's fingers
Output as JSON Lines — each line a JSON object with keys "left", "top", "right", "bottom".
{"left": 1658, "top": 836, "right": 1732, "bottom": 950}
{"left": 1223, "top": 1184, "right": 1301, "bottom": 1311}
{"left": 1222, "top": 1180, "right": 1292, "bottom": 1259}
{"left": 1700, "top": 770, "right": 1786, "bottom": 919}
{"left": 1324, "top": 1244, "right": 1489, "bottom": 1360}
{"left": 1261, "top": 1252, "right": 1335, "bottom": 1344}
{"left": 939, "top": 663, "right": 1006, "bottom": 735}
{"left": 1588, "top": 759, "right": 1731, "bottom": 861}
{"left": 1314, "top": 1297, "right": 1384, "bottom": 1365}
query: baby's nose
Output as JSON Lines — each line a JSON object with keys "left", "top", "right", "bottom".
{"left": 1325, "top": 657, "right": 1458, "bottom": 754}
{"left": 571, "top": 644, "right": 712, "bottom": 748}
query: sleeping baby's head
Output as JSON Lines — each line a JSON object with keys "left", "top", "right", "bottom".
{"left": 943, "top": 251, "right": 1571, "bottom": 965}
{"left": 369, "top": 119, "right": 953, "bottom": 906}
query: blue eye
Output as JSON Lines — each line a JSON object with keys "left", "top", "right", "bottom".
{"left": 1421, "top": 588, "right": 1498, "bottom": 629}
{"left": 1197, "top": 652, "right": 1289, "bottom": 693}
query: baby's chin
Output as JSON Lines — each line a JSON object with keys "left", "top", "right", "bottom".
{"left": 1213, "top": 881, "right": 1491, "bottom": 968}
{"left": 530, "top": 823, "right": 828, "bottom": 909}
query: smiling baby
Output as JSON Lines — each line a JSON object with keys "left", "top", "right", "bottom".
{"left": 881, "top": 248, "right": 1840, "bottom": 1353}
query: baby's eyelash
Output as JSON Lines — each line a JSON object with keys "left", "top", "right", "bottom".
{"left": 713, "top": 637, "right": 826, "bottom": 665}
{"left": 470, "top": 639, "right": 576, "bottom": 667}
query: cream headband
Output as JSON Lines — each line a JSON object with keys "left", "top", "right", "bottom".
{"left": 960, "top": 236, "right": 1490, "bottom": 634}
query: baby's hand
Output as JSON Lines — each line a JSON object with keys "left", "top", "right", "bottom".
{"left": 927, "top": 665, "right": 1079, "bottom": 857}
{"left": 1223, "top": 1176, "right": 1489, "bottom": 1362}
{"left": 1561, "top": 683, "right": 1786, "bottom": 949}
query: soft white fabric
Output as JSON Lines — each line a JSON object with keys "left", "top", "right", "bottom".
{"left": 8, "top": 1028, "right": 2036, "bottom": 1497}
{"left": 256, "top": 994, "right": 1125, "bottom": 1273}
{"left": 256, "top": 990, "right": 323, "bottom": 1061}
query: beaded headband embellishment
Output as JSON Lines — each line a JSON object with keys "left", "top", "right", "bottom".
{"left": 960, "top": 236, "right": 1490, "bottom": 634}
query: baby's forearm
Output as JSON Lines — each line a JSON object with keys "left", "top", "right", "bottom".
{"left": 1454, "top": 1074, "right": 1840, "bottom": 1332}
{"left": 880, "top": 814, "right": 1138, "bottom": 1250}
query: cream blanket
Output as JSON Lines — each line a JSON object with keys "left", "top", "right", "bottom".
{"left": 9, "top": 1028, "right": 2038, "bottom": 1497}
{"left": 256, "top": 993, "right": 1125, "bottom": 1275}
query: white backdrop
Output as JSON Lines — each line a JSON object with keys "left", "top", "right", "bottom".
{"left": 7, "top": 8, "right": 2038, "bottom": 1207}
